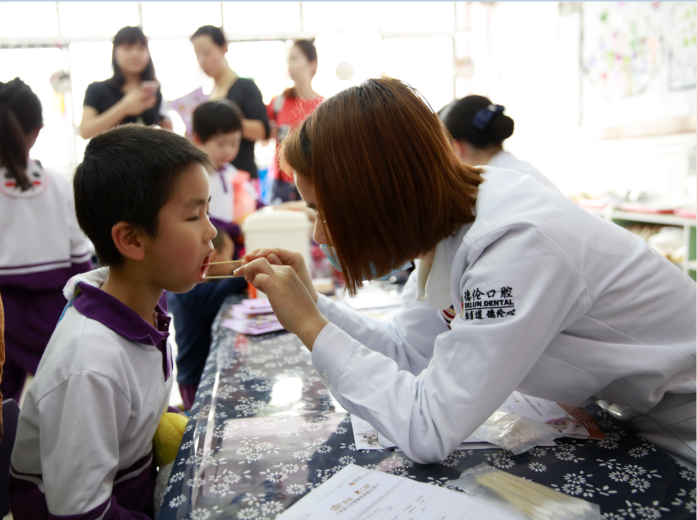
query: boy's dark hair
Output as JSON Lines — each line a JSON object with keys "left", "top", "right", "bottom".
{"left": 74, "top": 125, "right": 214, "bottom": 267}
{"left": 211, "top": 225, "right": 227, "bottom": 251}
{"left": 192, "top": 100, "right": 243, "bottom": 143}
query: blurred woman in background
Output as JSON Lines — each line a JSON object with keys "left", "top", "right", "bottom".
{"left": 80, "top": 26, "right": 171, "bottom": 139}
{"left": 439, "top": 95, "right": 558, "bottom": 191}
{"left": 191, "top": 25, "right": 270, "bottom": 183}
{"left": 267, "top": 39, "right": 323, "bottom": 203}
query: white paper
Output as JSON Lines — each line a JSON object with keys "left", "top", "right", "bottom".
{"left": 277, "top": 464, "right": 517, "bottom": 520}
{"left": 498, "top": 391, "right": 602, "bottom": 439}
{"left": 350, "top": 415, "right": 501, "bottom": 451}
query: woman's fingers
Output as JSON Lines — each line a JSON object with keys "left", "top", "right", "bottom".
{"left": 249, "top": 273, "right": 273, "bottom": 291}
{"left": 240, "top": 257, "right": 276, "bottom": 285}
{"left": 266, "top": 253, "right": 282, "bottom": 266}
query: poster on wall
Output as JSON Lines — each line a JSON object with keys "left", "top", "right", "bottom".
{"left": 669, "top": 3, "right": 696, "bottom": 91}
{"left": 583, "top": 2, "right": 663, "bottom": 100}
{"left": 581, "top": 2, "right": 696, "bottom": 129}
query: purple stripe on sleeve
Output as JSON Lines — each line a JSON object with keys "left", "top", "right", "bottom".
{"left": 0, "top": 267, "right": 73, "bottom": 291}
{"left": 9, "top": 453, "right": 157, "bottom": 520}
{"left": 113, "top": 452, "right": 153, "bottom": 482}
{"left": 71, "top": 259, "right": 93, "bottom": 277}
{"left": 0, "top": 258, "right": 73, "bottom": 271}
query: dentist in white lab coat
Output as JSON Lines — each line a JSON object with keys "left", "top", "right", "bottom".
{"left": 237, "top": 78, "right": 696, "bottom": 465}
{"left": 438, "top": 95, "right": 560, "bottom": 193}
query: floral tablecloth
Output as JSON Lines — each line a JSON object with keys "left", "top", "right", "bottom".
{"left": 159, "top": 296, "right": 696, "bottom": 520}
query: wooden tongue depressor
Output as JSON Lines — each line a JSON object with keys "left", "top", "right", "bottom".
{"left": 203, "top": 259, "right": 245, "bottom": 278}
{"left": 204, "top": 259, "right": 244, "bottom": 268}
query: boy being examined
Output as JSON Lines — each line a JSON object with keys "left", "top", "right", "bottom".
{"left": 10, "top": 125, "right": 216, "bottom": 520}
{"left": 168, "top": 226, "right": 246, "bottom": 410}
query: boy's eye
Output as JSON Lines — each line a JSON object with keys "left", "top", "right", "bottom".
{"left": 188, "top": 216, "right": 200, "bottom": 221}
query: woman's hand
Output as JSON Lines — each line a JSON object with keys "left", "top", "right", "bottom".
{"left": 239, "top": 248, "right": 318, "bottom": 302}
{"left": 240, "top": 258, "right": 328, "bottom": 349}
{"left": 119, "top": 87, "right": 157, "bottom": 117}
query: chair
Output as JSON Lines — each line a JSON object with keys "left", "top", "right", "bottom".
{"left": 0, "top": 399, "right": 20, "bottom": 517}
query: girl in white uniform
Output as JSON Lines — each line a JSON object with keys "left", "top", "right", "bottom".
{"left": 0, "top": 78, "right": 92, "bottom": 402}
{"left": 237, "top": 78, "right": 696, "bottom": 464}
{"left": 439, "top": 95, "right": 560, "bottom": 192}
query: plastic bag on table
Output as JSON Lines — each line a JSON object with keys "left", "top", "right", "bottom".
{"left": 474, "top": 411, "right": 563, "bottom": 455}
{"left": 447, "top": 463, "right": 601, "bottom": 520}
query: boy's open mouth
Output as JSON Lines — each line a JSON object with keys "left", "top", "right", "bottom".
{"left": 200, "top": 252, "right": 212, "bottom": 279}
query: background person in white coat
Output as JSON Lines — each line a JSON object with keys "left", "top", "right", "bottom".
{"left": 439, "top": 95, "right": 560, "bottom": 192}
{"left": 237, "top": 78, "right": 695, "bottom": 465}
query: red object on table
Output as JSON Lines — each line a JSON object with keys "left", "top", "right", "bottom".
{"left": 618, "top": 203, "right": 676, "bottom": 214}
{"left": 675, "top": 208, "right": 697, "bottom": 218}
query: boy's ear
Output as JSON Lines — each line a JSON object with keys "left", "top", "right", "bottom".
{"left": 192, "top": 133, "right": 202, "bottom": 145}
{"left": 111, "top": 222, "right": 146, "bottom": 261}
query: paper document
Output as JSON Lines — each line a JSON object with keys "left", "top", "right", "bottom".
{"left": 350, "top": 390, "right": 600, "bottom": 452}
{"left": 277, "top": 464, "right": 517, "bottom": 520}
{"left": 500, "top": 391, "right": 605, "bottom": 440}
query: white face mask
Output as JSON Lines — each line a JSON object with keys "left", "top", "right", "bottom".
{"left": 319, "top": 244, "right": 412, "bottom": 279}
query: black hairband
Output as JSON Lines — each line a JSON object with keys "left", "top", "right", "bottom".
{"left": 471, "top": 104, "right": 505, "bottom": 131}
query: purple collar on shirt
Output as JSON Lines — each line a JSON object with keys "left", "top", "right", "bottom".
{"left": 72, "top": 282, "right": 172, "bottom": 380}
{"left": 216, "top": 167, "right": 229, "bottom": 193}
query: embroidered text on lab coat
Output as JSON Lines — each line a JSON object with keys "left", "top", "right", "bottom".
{"left": 461, "top": 286, "right": 516, "bottom": 320}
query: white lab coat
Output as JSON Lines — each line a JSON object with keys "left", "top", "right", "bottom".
{"left": 487, "top": 150, "right": 561, "bottom": 193}
{"left": 312, "top": 167, "right": 695, "bottom": 464}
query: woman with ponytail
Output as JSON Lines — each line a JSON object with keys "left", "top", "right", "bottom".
{"left": 439, "top": 95, "right": 559, "bottom": 192}
{"left": 0, "top": 78, "right": 92, "bottom": 401}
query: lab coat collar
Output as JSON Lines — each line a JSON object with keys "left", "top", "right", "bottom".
{"left": 415, "top": 240, "right": 453, "bottom": 311}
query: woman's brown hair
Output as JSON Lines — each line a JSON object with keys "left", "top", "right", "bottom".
{"left": 282, "top": 77, "right": 483, "bottom": 295}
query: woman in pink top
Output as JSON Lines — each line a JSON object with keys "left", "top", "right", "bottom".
{"left": 267, "top": 40, "right": 323, "bottom": 203}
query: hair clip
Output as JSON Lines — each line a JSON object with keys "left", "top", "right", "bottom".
{"left": 471, "top": 104, "right": 505, "bottom": 131}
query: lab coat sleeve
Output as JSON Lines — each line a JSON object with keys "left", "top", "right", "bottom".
{"left": 37, "top": 370, "right": 149, "bottom": 519}
{"left": 312, "top": 226, "right": 591, "bottom": 464}
{"left": 315, "top": 274, "right": 449, "bottom": 374}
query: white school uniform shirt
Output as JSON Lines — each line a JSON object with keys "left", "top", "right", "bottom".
{"left": 487, "top": 150, "right": 561, "bottom": 193}
{"left": 312, "top": 167, "right": 695, "bottom": 464}
{"left": 0, "top": 160, "right": 92, "bottom": 282}
{"left": 10, "top": 268, "right": 173, "bottom": 516}
{"left": 209, "top": 163, "right": 237, "bottom": 223}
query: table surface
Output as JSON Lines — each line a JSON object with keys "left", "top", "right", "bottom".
{"left": 159, "top": 296, "right": 696, "bottom": 520}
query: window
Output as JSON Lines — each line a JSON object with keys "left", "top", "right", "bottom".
{"left": 149, "top": 39, "right": 207, "bottom": 101}
{"left": 0, "top": 48, "right": 71, "bottom": 168}
{"left": 313, "top": 34, "right": 383, "bottom": 99}
{"left": 0, "top": 2, "right": 59, "bottom": 38}
{"left": 142, "top": 2, "right": 222, "bottom": 37}
{"left": 58, "top": 2, "right": 139, "bottom": 37}
{"left": 302, "top": 2, "right": 380, "bottom": 33}
{"left": 227, "top": 40, "right": 288, "bottom": 104}
{"left": 381, "top": 37, "right": 454, "bottom": 112}
{"left": 379, "top": 2, "right": 455, "bottom": 33}
{"left": 223, "top": 2, "right": 300, "bottom": 34}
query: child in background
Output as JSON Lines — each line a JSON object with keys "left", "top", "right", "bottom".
{"left": 10, "top": 125, "right": 215, "bottom": 520}
{"left": 192, "top": 99, "right": 259, "bottom": 258}
{"left": 0, "top": 78, "right": 92, "bottom": 402}
{"left": 168, "top": 226, "right": 246, "bottom": 410}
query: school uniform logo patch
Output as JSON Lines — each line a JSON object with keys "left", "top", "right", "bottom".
{"left": 460, "top": 286, "right": 515, "bottom": 321}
